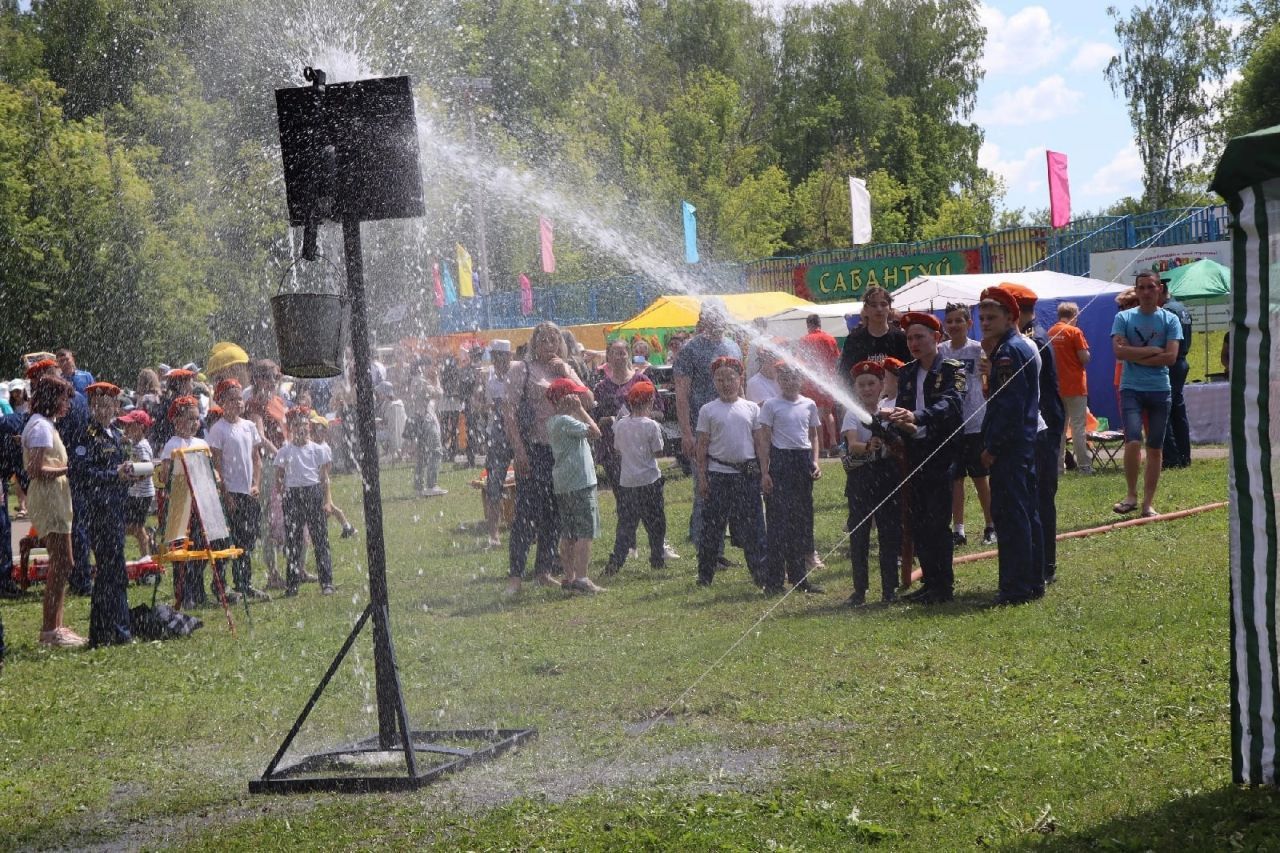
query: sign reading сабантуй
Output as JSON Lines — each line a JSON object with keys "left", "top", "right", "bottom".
{"left": 805, "top": 249, "right": 982, "bottom": 301}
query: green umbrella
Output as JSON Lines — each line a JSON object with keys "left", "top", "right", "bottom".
{"left": 1158, "top": 258, "right": 1231, "bottom": 302}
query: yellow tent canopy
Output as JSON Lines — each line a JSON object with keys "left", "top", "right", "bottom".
{"left": 608, "top": 292, "right": 815, "bottom": 339}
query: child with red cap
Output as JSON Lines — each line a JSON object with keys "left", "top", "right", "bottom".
{"left": 117, "top": 408, "right": 156, "bottom": 559}
{"left": 841, "top": 360, "right": 902, "bottom": 605}
{"left": 603, "top": 381, "right": 668, "bottom": 576}
{"left": 545, "top": 377, "right": 606, "bottom": 593}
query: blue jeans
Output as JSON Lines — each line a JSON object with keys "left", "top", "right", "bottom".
{"left": 1120, "top": 388, "right": 1172, "bottom": 449}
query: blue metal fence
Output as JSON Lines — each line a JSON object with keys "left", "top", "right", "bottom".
{"left": 437, "top": 205, "right": 1229, "bottom": 333}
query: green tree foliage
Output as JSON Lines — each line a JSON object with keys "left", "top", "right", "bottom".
{"left": 1105, "top": 0, "right": 1232, "bottom": 209}
{"left": 1226, "top": 24, "right": 1280, "bottom": 136}
{"left": 0, "top": 0, "right": 1002, "bottom": 372}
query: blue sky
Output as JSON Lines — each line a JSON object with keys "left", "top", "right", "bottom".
{"left": 973, "top": 1, "right": 1144, "bottom": 215}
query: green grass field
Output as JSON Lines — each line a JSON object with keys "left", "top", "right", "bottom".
{"left": 3, "top": 454, "right": 1276, "bottom": 851}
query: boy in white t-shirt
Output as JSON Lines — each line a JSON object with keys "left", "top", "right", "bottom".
{"left": 744, "top": 349, "right": 780, "bottom": 404}
{"left": 158, "top": 396, "right": 212, "bottom": 608}
{"left": 841, "top": 361, "right": 902, "bottom": 606}
{"left": 758, "top": 363, "right": 823, "bottom": 594}
{"left": 206, "top": 379, "right": 270, "bottom": 603}
{"left": 604, "top": 381, "right": 668, "bottom": 575}
{"left": 118, "top": 409, "right": 156, "bottom": 559}
{"left": 939, "top": 303, "right": 995, "bottom": 547}
{"left": 275, "top": 406, "right": 335, "bottom": 596}
{"left": 694, "top": 357, "right": 769, "bottom": 590}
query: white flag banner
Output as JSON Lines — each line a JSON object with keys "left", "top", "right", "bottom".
{"left": 849, "top": 176, "right": 872, "bottom": 245}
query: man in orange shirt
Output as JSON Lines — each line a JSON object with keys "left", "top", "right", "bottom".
{"left": 796, "top": 314, "right": 840, "bottom": 451}
{"left": 1048, "top": 302, "right": 1092, "bottom": 474}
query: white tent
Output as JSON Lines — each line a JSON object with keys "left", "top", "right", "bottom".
{"left": 759, "top": 300, "right": 863, "bottom": 341}
{"left": 889, "top": 270, "right": 1128, "bottom": 313}
{"left": 890, "top": 270, "right": 1130, "bottom": 425}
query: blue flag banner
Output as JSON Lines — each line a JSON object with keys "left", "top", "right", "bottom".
{"left": 682, "top": 200, "right": 698, "bottom": 264}
{"left": 442, "top": 261, "right": 458, "bottom": 305}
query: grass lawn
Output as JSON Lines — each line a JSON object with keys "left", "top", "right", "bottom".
{"left": 3, "top": 453, "right": 1278, "bottom": 851}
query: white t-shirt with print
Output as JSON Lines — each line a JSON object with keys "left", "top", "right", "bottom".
{"left": 939, "top": 338, "right": 985, "bottom": 434}
{"left": 613, "top": 414, "right": 663, "bottom": 487}
{"left": 160, "top": 435, "right": 210, "bottom": 461}
{"left": 759, "top": 395, "right": 820, "bottom": 450}
{"left": 695, "top": 397, "right": 760, "bottom": 474}
{"left": 274, "top": 440, "right": 332, "bottom": 488}
{"left": 206, "top": 417, "right": 262, "bottom": 495}
{"left": 744, "top": 373, "right": 780, "bottom": 405}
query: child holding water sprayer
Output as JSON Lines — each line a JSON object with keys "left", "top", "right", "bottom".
{"left": 758, "top": 362, "right": 823, "bottom": 594}
{"left": 841, "top": 360, "right": 902, "bottom": 606}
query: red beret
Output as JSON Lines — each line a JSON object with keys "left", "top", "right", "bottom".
{"left": 214, "top": 378, "right": 242, "bottom": 400}
{"left": 999, "top": 282, "right": 1038, "bottom": 308}
{"left": 25, "top": 359, "right": 57, "bottom": 381}
{"left": 625, "top": 381, "right": 656, "bottom": 407}
{"left": 900, "top": 311, "right": 941, "bottom": 333}
{"left": 546, "top": 377, "right": 590, "bottom": 404}
{"left": 882, "top": 357, "right": 906, "bottom": 375}
{"left": 980, "top": 286, "right": 1021, "bottom": 319}
{"left": 710, "top": 356, "right": 744, "bottom": 374}
{"left": 117, "top": 409, "right": 153, "bottom": 428}
{"left": 850, "top": 360, "right": 885, "bottom": 380}
{"left": 85, "top": 382, "right": 121, "bottom": 397}
{"left": 167, "top": 395, "right": 199, "bottom": 421}
{"left": 165, "top": 368, "right": 195, "bottom": 382}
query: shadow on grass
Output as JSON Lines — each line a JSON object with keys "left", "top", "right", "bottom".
{"left": 1002, "top": 784, "right": 1280, "bottom": 851}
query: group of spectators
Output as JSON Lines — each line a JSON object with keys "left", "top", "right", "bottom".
{"left": 0, "top": 270, "right": 1197, "bottom": 665}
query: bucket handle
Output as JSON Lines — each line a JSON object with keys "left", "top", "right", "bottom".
{"left": 277, "top": 254, "right": 345, "bottom": 296}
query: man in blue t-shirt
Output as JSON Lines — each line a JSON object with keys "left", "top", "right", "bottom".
{"left": 1111, "top": 271, "right": 1182, "bottom": 518}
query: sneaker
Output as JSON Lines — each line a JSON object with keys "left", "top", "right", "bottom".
{"left": 627, "top": 547, "right": 638, "bottom": 560}
{"left": 1077, "top": 467, "right": 1094, "bottom": 476}
{"left": 716, "top": 556, "right": 738, "bottom": 569}
{"left": 845, "top": 591, "right": 867, "bottom": 607}
{"left": 662, "top": 543, "right": 681, "bottom": 560}
{"left": 567, "top": 577, "right": 607, "bottom": 594}
{"left": 243, "top": 587, "right": 272, "bottom": 603}
{"left": 601, "top": 561, "right": 622, "bottom": 577}
{"left": 297, "top": 570, "right": 319, "bottom": 584}
{"left": 223, "top": 590, "right": 244, "bottom": 605}
{"left": 39, "top": 627, "right": 88, "bottom": 648}
{"left": 321, "top": 584, "right": 336, "bottom": 595}
{"left": 283, "top": 587, "right": 299, "bottom": 598}
{"left": 535, "top": 573, "right": 563, "bottom": 589}
{"left": 341, "top": 525, "right": 358, "bottom": 538}
{"left": 807, "top": 552, "right": 826, "bottom": 570}
{"left": 952, "top": 531, "right": 967, "bottom": 547}
{"left": 982, "top": 527, "right": 997, "bottom": 545}
{"left": 419, "top": 486, "right": 449, "bottom": 497}
{"left": 487, "top": 535, "right": 502, "bottom": 548}
{"left": 795, "top": 580, "right": 826, "bottom": 594}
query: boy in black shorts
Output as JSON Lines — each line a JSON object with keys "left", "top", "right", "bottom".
{"left": 939, "top": 303, "right": 994, "bottom": 546}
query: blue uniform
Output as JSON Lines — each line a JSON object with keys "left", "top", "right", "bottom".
{"left": 983, "top": 328, "right": 1042, "bottom": 602}
{"left": 69, "top": 420, "right": 132, "bottom": 647}
{"left": 1029, "top": 326, "right": 1064, "bottom": 583}
{"left": 895, "top": 356, "right": 965, "bottom": 599}
{"left": 58, "top": 392, "right": 95, "bottom": 595}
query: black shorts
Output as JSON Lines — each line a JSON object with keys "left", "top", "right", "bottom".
{"left": 951, "top": 433, "right": 989, "bottom": 480}
{"left": 124, "top": 495, "right": 153, "bottom": 526}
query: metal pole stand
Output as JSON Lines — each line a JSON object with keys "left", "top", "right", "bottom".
{"left": 250, "top": 215, "right": 534, "bottom": 795}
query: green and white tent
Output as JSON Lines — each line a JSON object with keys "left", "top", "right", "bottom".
{"left": 1211, "top": 124, "right": 1280, "bottom": 786}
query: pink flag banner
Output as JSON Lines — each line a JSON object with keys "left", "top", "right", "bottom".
{"left": 1046, "top": 150, "right": 1071, "bottom": 228}
{"left": 539, "top": 217, "right": 556, "bottom": 274}
{"left": 432, "top": 261, "right": 444, "bottom": 308}
{"left": 519, "top": 273, "right": 533, "bottom": 316}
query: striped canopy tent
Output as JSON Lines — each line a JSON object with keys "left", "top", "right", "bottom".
{"left": 1211, "top": 124, "right": 1280, "bottom": 786}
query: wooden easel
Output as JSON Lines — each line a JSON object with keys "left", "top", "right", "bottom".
{"left": 153, "top": 447, "right": 243, "bottom": 633}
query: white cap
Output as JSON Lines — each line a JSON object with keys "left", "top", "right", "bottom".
{"left": 489, "top": 339, "right": 512, "bottom": 353}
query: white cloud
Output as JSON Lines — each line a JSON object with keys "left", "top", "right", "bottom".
{"left": 1081, "top": 142, "right": 1142, "bottom": 199}
{"left": 980, "top": 142, "right": 1047, "bottom": 195}
{"left": 980, "top": 5, "right": 1069, "bottom": 76}
{"left": 974, "top": 75, "right": 1084, "bottom": 127}
{"left": 1068, "top": 41, "right": 1116, "bottom": 74}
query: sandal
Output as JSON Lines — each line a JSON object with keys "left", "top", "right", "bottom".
{"left": 1140, "top": 507, "right": 1159, "bottom": 518}
{"left": 1113, "top": 499, "right": 1139, "bottom": 514}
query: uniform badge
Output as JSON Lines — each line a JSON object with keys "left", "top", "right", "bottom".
{"left": 75, "top": 445, "right": 87, "bottom": 456}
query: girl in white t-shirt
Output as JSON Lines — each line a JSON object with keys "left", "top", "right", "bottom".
{"left": 158, "top": 396, "right": 212, "bottom": 608}
{"left": 603, "top": 382, "right": 668, "bottom": 575}
{"left": 758, "top": 363, "right": 822, "bottom": 594}
{"left": 275, "top": 407, "right": 335, "bottom": 596}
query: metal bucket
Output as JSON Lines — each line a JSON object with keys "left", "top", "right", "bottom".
{"left": 272, "top": 258, "right": 347, "bottom": 378}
